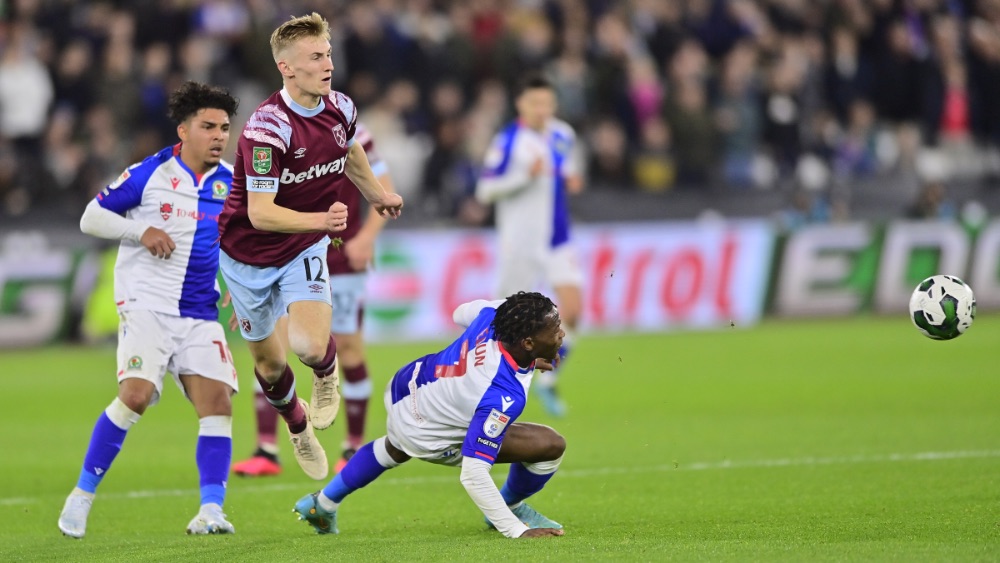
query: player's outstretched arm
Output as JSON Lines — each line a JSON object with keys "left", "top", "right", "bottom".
{"left": 459, "top": 457, "right": 534, "bottom": 538}
{"left": 247, "top": 191, "right": 347, "bottom": 233}
{"left": 345, "top": 143, "right": 403, "bottom": 218}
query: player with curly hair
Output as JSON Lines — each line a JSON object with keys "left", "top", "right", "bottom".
{"left": 59, "top": 81, "right": 241, "bottom": 537}
{"left": 293, "top": 291, "right": 567, "bottom": 539}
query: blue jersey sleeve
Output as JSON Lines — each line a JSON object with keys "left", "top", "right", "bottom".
{"left": 461, "top": 382, "right": 526, "bottom": 465}
{"left": 95, "top": 162, "right": 155, "bottom": 215}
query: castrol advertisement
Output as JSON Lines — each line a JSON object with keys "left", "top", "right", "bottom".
{"left": 363, "top": 221, "right": 774, "bottom": 342}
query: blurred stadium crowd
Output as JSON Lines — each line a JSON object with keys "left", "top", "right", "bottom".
{"left": 1, "top": 0, "right": 999, "bottom": 225}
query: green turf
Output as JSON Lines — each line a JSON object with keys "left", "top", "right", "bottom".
{"left": 1, "top": 315, "right": 998, "bottom": 561}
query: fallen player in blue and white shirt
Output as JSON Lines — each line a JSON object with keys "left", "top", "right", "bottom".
{"left": 294, "top": 291, "right": 567, "bottom": 539}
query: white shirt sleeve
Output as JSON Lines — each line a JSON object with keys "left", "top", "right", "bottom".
{"left": 475, "top": 136, "right": 532, "bottom": 204}
{"left": 452, "top": 299, "right": 505, "bottom": 327}
{"left": 80, "top": 199, "right": 150, "bottom": 243}
{"left": 460, "top": 456, "right": 530, "bottom": 539}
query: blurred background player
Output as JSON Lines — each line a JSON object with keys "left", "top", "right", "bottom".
{"left": 293, "top": 292, "right": 566, "bottom": 539}
{"left": 475, "top": 75, "right": 584, "bottom": 417}
{"left": 58, "top": 82, "right": 240, "bottom": 537}
{"left": 232, "top": 121, "right": 396, "bottom": 476}
{"left": 217, "top": 13, "right": 403, "bottom": 481}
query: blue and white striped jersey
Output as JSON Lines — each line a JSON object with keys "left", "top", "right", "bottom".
{"left": 95, "top": 144, "right": 232, "bottom": 321}
{"left": 387, "top": 300, "right": 534, "bottom": 465}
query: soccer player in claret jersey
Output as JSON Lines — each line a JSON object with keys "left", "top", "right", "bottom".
{"left": 294, "top": 292, "right": 567, "bottom": 539}
{"left": 232, "top": 122, "right": 396, "bottom": 477}
{"left": 58, "top": 81, "right": 240, "bottom": 538}
{"left": 218, "top": 13, "right": 403, "bottom": 481}
{"left": 475, "top": 74, "right": 585, "bottom": 418}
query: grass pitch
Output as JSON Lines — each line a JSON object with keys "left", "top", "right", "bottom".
{"left": 1, "top": 315, "right": 998, "bottom": 561}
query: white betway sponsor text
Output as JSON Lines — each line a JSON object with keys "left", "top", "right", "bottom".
{"left": 280, "top": 155, "right": 347, "bottom": 184}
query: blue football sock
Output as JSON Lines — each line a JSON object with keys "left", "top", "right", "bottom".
{"left": 196, "top": 416, "right": 232, "bottom": 507}
{"left": 322, "top": 439, "right": 396, "bottom": 503}
{"left": 76, "top": 412, "right": 129, "bottom": 494}
{"left": 500, "top": 462, "right": 555, "bottom": 506}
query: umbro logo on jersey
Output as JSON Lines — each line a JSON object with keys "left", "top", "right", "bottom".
{"left": 170, "top": 177, "right": 180, "bottom": 190}
{"left": 309, "top": 284, "right": 325, "bottom": 293}
{"left": 501, "top": 396, "right": 515, "bottom": 412}
{"left": 294, "top": 147, "right": 307, "bottom": 158}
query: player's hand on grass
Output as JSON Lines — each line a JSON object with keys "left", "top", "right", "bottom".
{"left": 141, "top": 227, "right": 176, "bottom": 259}
{"left": 520, "top": 528, "right": 564, "bottom": 538}
{"left": 374, "top": 193, "right": 403, "bottom": 219}
{"left": 325, "top": 202, "right": 348, "bottom": 232}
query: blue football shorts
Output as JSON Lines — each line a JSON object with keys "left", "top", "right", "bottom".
{"left": 220, "top": 237, "right": 332, "bottom": 342}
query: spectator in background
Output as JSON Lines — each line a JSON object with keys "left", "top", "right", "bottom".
{"left": 627, "top": 56, "right": 664, "bottom": 131}
{"left": 587, "top": 116, "right": 633, "bottom": 187}
{"left": 632, "top": 116, "right": 675, "bottom": 193}
{"left": 825, "top": 26, "right": 874, "bottom": 126}
{"left": 714, "top": 40, "right": 761, "bottom": 188}
{"left": 547, "top": 23, "right": 590, "bottom": 128}
{"left": 665, "top": 79, "right": 716, "bottom": 187}
{"left": 907, "top": 180, "right": 956, "bottom": 220}
{"left": 0, "top": 22, "right": 53, "bottom": 214}
{"left": 831, "top": 99, "right": 880, "bottom": 180}
{"left": 762, "top": 53, "right": 805, "bottom": 179}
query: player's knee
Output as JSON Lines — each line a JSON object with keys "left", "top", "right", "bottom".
{"left": 290, "top": 337, "right": 327, "bottom": 366}
{"left": 540, "top": 429, "right": 566, "bottom": 461}
{"left": 117, "top": 385, "right": 153, "bottom": 414}
{"left": 196, "top": 387, "right": 233, "bottom": 417}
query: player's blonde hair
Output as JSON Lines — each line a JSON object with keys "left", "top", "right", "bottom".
{"left": 270, "top": 12, "right": 330, "bottom": 61}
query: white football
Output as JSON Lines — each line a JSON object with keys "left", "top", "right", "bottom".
{"left": 908, "top": 275, "right": 976, "bottom": 340}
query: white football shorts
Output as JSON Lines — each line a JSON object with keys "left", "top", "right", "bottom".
{"left": 496, "top": 242, "right": 584, "bottom": 298}
{"left": 382, "top": 375, "right": 465, "bottom": 467}
{"left": 116, "top": 309, "right": 238, "bottom": 406}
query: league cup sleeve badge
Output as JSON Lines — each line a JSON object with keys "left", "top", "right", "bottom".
{"left": 483, "top": 408, "right": 510, "bottom": 438}
{"left": 252, "top": 147, "right": 272, "bottom": 174}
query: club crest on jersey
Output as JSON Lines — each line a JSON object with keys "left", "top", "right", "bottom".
{"left": 127, "top": 356, "right": 143, "bottom": 370}
{"left": 332, "top": 124, "right": 347, "bottom": 148}
{"left": 239, "top": 318, "right": 252, "bottom": 333}
{"left": 252, "top": 146, "right": 272, "bottom": 174}
{"left": 212, "top": 180, "right": 228, "bottom": 199}
{"left": 159, "top": 202, "right": 173, "bottom": 220}
{"left": 483, "top": 408, "right": 510, "bottom": 438}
